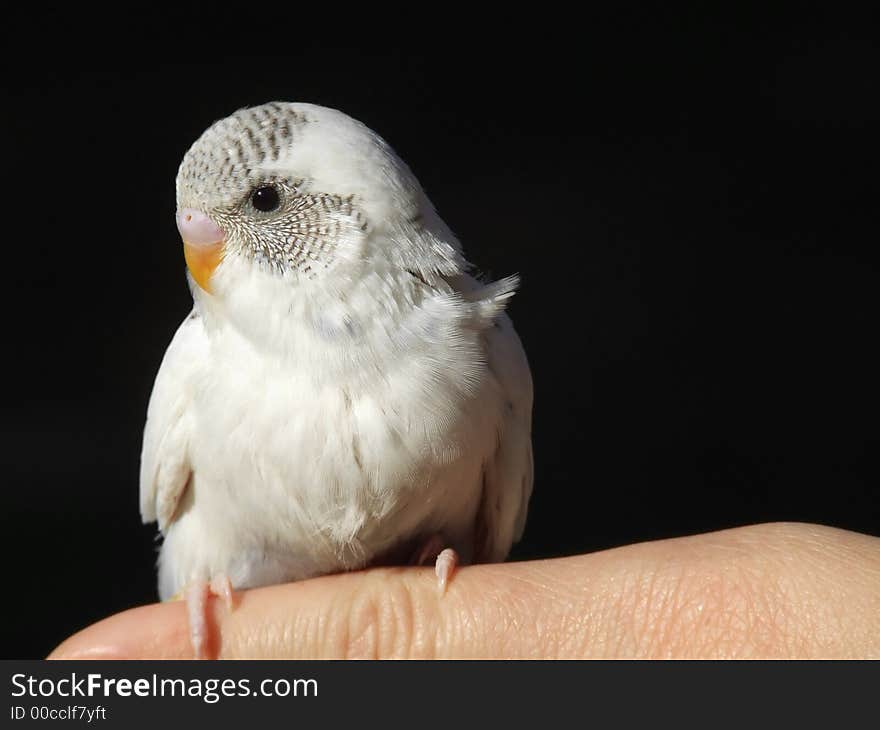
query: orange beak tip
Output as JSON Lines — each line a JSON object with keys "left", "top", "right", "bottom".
{"left": 183, "top": 240, "right": 224, "bottom": 294}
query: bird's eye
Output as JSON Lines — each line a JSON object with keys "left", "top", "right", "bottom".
{"left": 251, "top": 185, "right": 281, "bottom": 212}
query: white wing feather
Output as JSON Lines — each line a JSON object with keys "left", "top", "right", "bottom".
{"left": 476, "top": 311, "right": 534, "bottom": 562}
{"left": 139, "top": 311, "right": 206, "bottom": 532}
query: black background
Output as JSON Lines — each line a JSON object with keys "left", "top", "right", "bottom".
{"left": 2, "top": 8, "right": 878, "bottom": 658}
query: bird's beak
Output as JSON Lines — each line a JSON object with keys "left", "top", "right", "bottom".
{"left": 176, "top": 208, "right": 225, "bottom": 294}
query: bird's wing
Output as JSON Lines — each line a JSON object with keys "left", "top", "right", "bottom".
{"left": 139, "top": 311, "right": 206, "bottom": 533}
{"left": 474, "top": 311, "right": 534, "bottom": 562}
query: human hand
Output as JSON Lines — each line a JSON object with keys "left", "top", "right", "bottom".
{"left": 50, "top": 523, "right": 880, "bottom": 659}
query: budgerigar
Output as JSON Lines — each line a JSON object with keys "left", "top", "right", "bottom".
{"left": 139, "top": 102, "right": 534, "bottom": 657}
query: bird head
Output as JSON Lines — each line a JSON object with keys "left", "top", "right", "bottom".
{"left": 175, "top": 102, "right": 464, "bottom": 301}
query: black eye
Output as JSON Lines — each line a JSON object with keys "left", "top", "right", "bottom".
{"left": 251, "top": 185, "right": 281, "bottom": 212}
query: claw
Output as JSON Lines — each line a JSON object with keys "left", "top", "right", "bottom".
{"left": 434, "top": 548, "right": 458, "bottom": 595}
{"left": 209, "top": 574, "right": 234, "bottom": 611}
{"left": 184, "top": 574, "right": 234, "bottom": 659}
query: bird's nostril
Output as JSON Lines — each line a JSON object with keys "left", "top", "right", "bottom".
{"left": 185, "top": 214, "right": 193, "bottom": 223}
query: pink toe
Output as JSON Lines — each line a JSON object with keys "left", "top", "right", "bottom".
{"left": 210, "top": 574, "right": 235, "bottom": 611}
{"left": 185, "top": 582, "right": 209, "bottom": 660}
{"left": 434, "top": 548, "right": 459, "bottom": 595}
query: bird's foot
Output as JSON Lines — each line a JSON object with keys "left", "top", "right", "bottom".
{"left": 434, "top": 549, "right": 458, "bottom": 595}
{"left": 185, "top": 574, "right": 234, "bottom": 659}
{"left": 411, "top": 536, "right": 459, "bottom": 595}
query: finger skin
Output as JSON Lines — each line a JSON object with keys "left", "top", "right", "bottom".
{"left": 49, "top": 523, "right": 880, "bottom": 659}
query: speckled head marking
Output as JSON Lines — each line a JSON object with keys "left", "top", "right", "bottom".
{"left": 176, "top": 102, "right": 306, "bottom": 210}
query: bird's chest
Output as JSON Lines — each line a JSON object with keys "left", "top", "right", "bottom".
{"left": 184, "top": 332, "right": 488, "bottom": 562}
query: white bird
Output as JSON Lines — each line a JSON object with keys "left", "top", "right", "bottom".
{"left": 139, "top": 102, "right": 533, "bottom": 657}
